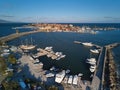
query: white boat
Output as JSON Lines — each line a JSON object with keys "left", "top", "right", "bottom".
{"left": 60, "top": 55, "right": 66, "bottom": 58}
{"left": 73, "top": 75, "right": 78, "bottom": 85}
{"left": 10, "top": 46, "right": 17, "bottom": 52}
{"left": 86, "top": 58, "right": 96, "bottom": 62}
{"left": 90, "top": 49, "right": 99, "bottom": 53}
{"left": 90, "top": 65, "right": 96, "bottom": 72}
{"left": 90, "top": 68, "right": 96, "bottom": 73}
{"left": 1, "top": 52, "right": 10, "bottom": 57}
{"left": 3, "top": 49, "right": 10, "bottom": 53}
{"left": 55, "top": 70, "right": 65, "bottom": 83}
{"left": 35, "top": 59, "right": 39, "bottom": 63}
{"left": 78, "top": 73, "right": 83, "bottom": 77}
{"left": 45, "top": 73, "right": 54, "bottom": 78}
{"left": 55, "top": 52, "right": 62, "bottom": 57}
{"left": 45, "top": 46, "right": 53, "bottom": 51}
{"left": 37, "top": 48, "right": 41, "bottom": 51}
{"left": 65, "top": 69, "right": 70, "bottom": 74}
{"left": 86, "top": 61, "right": 96, "bottom": 65}
{"left": 68, "top": 75, "right": 73, "bottom": 84}
{"left": 39, "top": 62, "right": 43, "bottom": 66}
{"left": 82, "top": 42, "right": 93, "bottom": 47}
{"left": 50, "top": 66, "right": 55, "bottom": 71}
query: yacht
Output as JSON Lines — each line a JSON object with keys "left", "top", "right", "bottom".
{"left": 90, "top": 66, "right": 96, "bottom": 72}
{"left": 90, "top": 64, "right": 96, "bottom": 72}
{"left": 55, "top": 70, "right": 65, "bottom": 83}
{"left": 90, "top": 49, "right": 99, "bottom": 53}
{"left": 73, "top": 75, "right": 78, "bottom": 85}
{"left": 82, "top": 42, "right": 93, "bottom": 47}
{"left": 45, "top": 46, "right": 53, "bottom": 51}
{"left": 86, "top": 58, "right": 96, "bottom": 62}
{"left": 68, "top": 75, "right": 73, "bottom": 84}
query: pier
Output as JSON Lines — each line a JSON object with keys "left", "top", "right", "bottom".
{"left": 36, "top": 48, "right": 58, "bottom": 60}
{"left": 74, "top": 41, "right": 101, "bottom": 48}
{"left": 0, "top": 30, "right": 42, "bottom": 43}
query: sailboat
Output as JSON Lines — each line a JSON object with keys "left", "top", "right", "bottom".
{"left": 20, "top": 38, "right": 36, "bottom": 50}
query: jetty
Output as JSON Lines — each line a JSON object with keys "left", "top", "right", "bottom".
{"left": 0, "top": 30, "right": 42, "bottom": 43}
{"left": 74, "top": 41, "right": 101, "bottom": 48}
{"left": 105, "top": 42, "right": 120, "bottom": 49}
{"left": 36, "top": 48, "right": 58, "bottom": 60}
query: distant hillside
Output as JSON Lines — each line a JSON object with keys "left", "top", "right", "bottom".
{"left": 0, "top": 19, "right": 12, "bottom": 23}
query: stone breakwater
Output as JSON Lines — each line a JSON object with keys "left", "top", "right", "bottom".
{"left": 104, "top": 48, "right": 119, "bottom": 90}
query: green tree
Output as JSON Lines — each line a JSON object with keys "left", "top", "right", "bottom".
{"left": 8, "top": 54, "right": 17, "bottom": 65}
{"left": 0, "top": 57, "right": 7, "bottom": 74}
{"left": 48, "top": 85, "right": 58, "bottom": 90}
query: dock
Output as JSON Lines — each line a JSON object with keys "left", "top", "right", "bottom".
{"left": 37, "top": 48, "right": 58, "bottom": 60}
{"left": 74, "top": 40, "right": 101, "bottom": 48}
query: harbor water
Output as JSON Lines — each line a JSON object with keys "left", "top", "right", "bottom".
{"left": 1, "top": 23, "right": 120, "bottom": 80}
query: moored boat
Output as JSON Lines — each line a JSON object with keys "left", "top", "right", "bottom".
{"left": 73, "top": 75, "right": 78, "bottom": 85}
{"left": 68, "top": 75, "right": 73, "bottom": 84}
{"left": 55, "top": 70, "right": 65, "bottom": 83}
{"left": 90, "top": 49, "right": 99, "bottom": 53}
{"left": 82, "top": 42, "right": 93, "bottom": 46}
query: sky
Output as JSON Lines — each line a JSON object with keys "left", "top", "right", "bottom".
{"left": 0, "top": 0, "right": 120, "bottom": 23}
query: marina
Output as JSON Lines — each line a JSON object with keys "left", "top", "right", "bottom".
{"left": 0, "top": 23, "right": 120, "bottom": 90}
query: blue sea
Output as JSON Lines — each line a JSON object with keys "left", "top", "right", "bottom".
{"left": 0, "top": 23, "right": 120, "bottom": 80}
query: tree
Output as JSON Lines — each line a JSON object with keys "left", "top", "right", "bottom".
{"left": 0, "top": 57, "right": 7, "bottom": 74}
{"left": 48, "top": 85, "right": 58, "bottom": 90}
{"left": 8, "top": 54, "right": 17, "bottom": 65}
